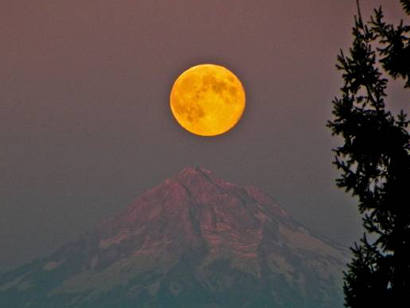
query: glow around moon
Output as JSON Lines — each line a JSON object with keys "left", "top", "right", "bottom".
{"left": 170, "top": 64, "right": 246, "bottom": 136}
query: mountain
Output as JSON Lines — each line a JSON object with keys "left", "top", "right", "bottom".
{"left": 0, "top": 167, "right": 347, "bottom": 307}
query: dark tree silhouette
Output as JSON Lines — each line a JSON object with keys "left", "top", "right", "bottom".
{"left": 328, "top": 1, "right": 410, "bottom": 307}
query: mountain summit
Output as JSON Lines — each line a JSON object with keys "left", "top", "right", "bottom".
{"left": 0, "top": 167, "right": 346, "bottom": 307}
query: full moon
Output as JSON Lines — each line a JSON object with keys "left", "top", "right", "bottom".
{"left": 170, "top": 64, "right": 246, "bottom": 136}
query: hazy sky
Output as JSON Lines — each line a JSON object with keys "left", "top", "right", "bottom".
{"left": 1, "top": 0, "right": 408, "bottom": 269}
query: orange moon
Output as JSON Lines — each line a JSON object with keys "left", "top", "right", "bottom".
{"left": 170, "top": 64, "right": 246, "bottom": 136}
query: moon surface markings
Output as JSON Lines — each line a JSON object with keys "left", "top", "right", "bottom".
{"left": 170, "top": 64, "right": 246, "bottom": 136}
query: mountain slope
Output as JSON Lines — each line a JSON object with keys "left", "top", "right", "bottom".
{"left": 0, "top": 167, "right": 347, "bottom": 307}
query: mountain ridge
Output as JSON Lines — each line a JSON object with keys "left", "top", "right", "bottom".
{"left": 0, "top": 166, "right": 347, "bottom": 308}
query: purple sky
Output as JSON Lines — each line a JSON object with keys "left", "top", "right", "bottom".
{"left": 1, "top": 0, "right": 408, "bottom": 269}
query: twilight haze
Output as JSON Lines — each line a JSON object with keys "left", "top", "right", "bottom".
{"left": 1, "top": 0, "right": 408, "bottom": 269}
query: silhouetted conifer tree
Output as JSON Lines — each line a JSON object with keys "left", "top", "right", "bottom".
{"left": 328, "top": 1, "right": 410, "bottom": 307}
